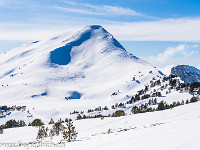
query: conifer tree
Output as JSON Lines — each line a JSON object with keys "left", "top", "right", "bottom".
{"left": 186, "top": 99, "right": 189, "bottom": 104}
{"left": 63, "top": 119, "right": 78, "bottom": 142}
{"left": 190, "top": 97, "right": 198, "bottom": 103}
{"left": 37, "top": 126, "right": 48, "bottom": 139}
{"left": 157, "top": 101, "right": 165, "bottom": 111}
{"left": 0, "top": 126, "right": 3, "bottom": 134}
{"left": 31, "top": 119, "right": 44, "bottom": 127}
{"left": 49, "top": 118, "right": 54, "bottom": 124}
{"left": 76, "top": 114, "right": 82, "bottom": 120}
{"left": 51, "top": 122, "right": 64, "bottom": 136}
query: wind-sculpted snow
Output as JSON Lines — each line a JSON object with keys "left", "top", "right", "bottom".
{"left": 0, "top": 68, "right": 15, "bottom": 79}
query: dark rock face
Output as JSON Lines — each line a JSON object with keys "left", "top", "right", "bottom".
{"left": 171, "top": 65, "right": 200, "bottom": 84}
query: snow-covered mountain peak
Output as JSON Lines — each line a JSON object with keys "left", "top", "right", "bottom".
{"left": 0, "top": 25, "right": 163, "bottom": 121}
{"left": 49, "top": 25, "right": 138, "bottom": 66}
{"left": 63, "top": 24, "right": 125, "bottom": 51}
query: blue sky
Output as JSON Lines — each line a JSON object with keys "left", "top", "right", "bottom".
{"left": 0, "top": 0, "right": 200, "bottom": 70}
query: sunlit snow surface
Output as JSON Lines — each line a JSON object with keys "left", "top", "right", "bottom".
{"left": 0, "top": 25, "right": 162, "bottom": 121}
{"left": 0, "top": 25, "right": 197, "bottom": 150}
{"left": 0, "top": 102, "right": 200, "bottom": 150}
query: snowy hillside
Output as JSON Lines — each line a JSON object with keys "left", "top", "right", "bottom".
{"left": 171, "top": 65, "right": 200, "bottom": 84}
{"left": 0, "top": 25, "right": 199, "bottom": 150}
{"left": 1, "top": 99, "right": 200, "bottom": 150}
{"left": 0, "top": 25, "right": 164, "bottom": 122}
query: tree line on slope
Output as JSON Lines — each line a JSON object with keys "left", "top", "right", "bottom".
{"left": 131, "top": 97, "right": 198, "bottom": 114}
{"left": 0, "top": 119, "right": 26, "bottom": 134}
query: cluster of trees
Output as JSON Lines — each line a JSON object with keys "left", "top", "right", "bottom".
{"left": 70, "top": 110, "right": 81, "bottom": 115}
{"left": 131, "top": 99, "right": 157, "bottom": 114}
{"left": 157, "top": 97, "right": 198, "bottom": 111}
{"left": 131, "top": 97, "right": 198, "bottom": 114}
{"left": 70, "top": 106, "right": 109, "bottom": 116}
{"left": 188, "top": 82, "right": 200, "bottom": 94}
{"left": 125, "top": 89, "right": 161, "bottom": 106}
{"left": 1, "top": 119, "right": 26, "bottom": 129}
{"left": 76, "top": 114, "right": 107, "bottom": 120}
{"left": 150, "top": 79, "right": 161, "bottom": 87}
{"left": 87, "top": 106, "right": 108, "bottom": 113}
{"left": 70, "top": 105, "right": 110, "bottom": 118}
{"left": 0, "top": 119, "right": 26, "bottom": 134}
{"left": 0, "top": 105, "right": 26, "bottom": 112}
{"left": 37, "top": 118, "right": 78, "bottom": 142}
{"left": 111, "top": 103, "right": 125, "bottom": 109}
{"left": 163, "top": 75, "right": 200, "bottom": 95}
{"left": 69, "top": 75, "right": 199, "bottom": 122}
{"left": 76, "top": 110, "right": 126, "bottom": 120}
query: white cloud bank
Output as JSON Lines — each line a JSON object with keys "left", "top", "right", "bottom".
{"left": 144, "top": 43, "right": 200, "bottom": 68}
{"left": 148, "top": 44, "right": 189, "bottom": 63}
{"left": 1, "top": 17, "right": 200, "bottom": 41}
{"left": 57, "top": 1, "right": 142, "bottom": 16}
{"left": 106, "top": 17, "right": 200, "bottom": 42}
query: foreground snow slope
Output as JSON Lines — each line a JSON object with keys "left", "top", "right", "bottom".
{"left": 1, "top": 101, "right": 200, "bottom": 150}
{"left": 0, "top": 25, "right": 162, "bottom": 121}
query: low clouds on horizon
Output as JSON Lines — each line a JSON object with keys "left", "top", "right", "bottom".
{"left": 1, "top": 17, "right": 200, "bottom": 42}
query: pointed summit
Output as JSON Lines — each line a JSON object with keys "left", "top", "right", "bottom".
{"left": 50, "top": 25, "right": 129, "bottom": 66}
{"left": 87, "top": 25, "right": 103, "bottom": 29}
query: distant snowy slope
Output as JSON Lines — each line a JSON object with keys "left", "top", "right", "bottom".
{"left": 0, "top": 25, "right": 163, "bottom": 121}
{"left": 171, "top": 65, "right": 200, "bottom": 84}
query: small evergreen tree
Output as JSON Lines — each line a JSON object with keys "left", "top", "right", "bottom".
{"left": 176, "top": 101, "right": 181, "bottom": 106}
{"left": 63, "top": 119, "right": 78, "bottom": 142}
{"left": 112, "top": 110, "right": 125, "bottom": 117}
{"left": 49, "top": 128, "right": 55, "bottom": 137}
{"left": 36, "top": 126, "right": 48, "bottom": 139}
{"left": 186, "top": 99, "right": 189, "bottom": 104}
{"left": 190, "top": 97, "right": 198, "bottom": 103}
{"left": 111, "top": 105, "right": 115, "bottom": 109}
{"left": 181, "top": 100, "right": 184, "bottom": 105}
{"left": 76, "top": 114, "right": 82, "bottom": 120}
{"left": 49, "top": 118, "right": 54, "bottom": 125}
{"left": 31, "top": 119, "right": 44, "bottom": 127}
{"left": 157, "top": 101, "right": 165, "bottom": 111}
{"left": 82, "top": 115, "right": 87, "bottom": 119}
{"left": 0, "top": 126, "right": 3, "bottom": 134}
{"left": 18, "top": 120, "right": 26, "bottom": 127}
{"left": 51, "top": 122, "right": 65, "bottom": 136}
